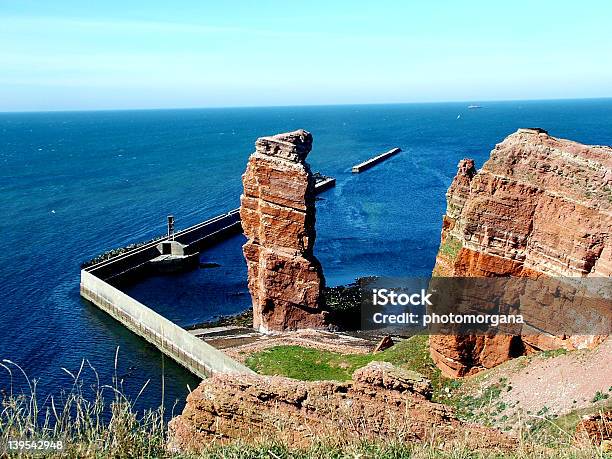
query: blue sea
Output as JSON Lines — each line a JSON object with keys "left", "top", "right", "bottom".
{"left": 1, "top": 99, "right": 611, "bottom": 412}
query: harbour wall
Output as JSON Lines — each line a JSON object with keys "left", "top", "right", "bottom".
{"left": 80, "top": 270, "right": 254, "bottom": 378}
{"left": 86, "top": 210, "right": 241, "bottom": 283}
{"left": 86, "top": 176, "right": 334, "bottom": 283}
{"left": 352, "top": 147, "right": 401, "bottom": 173}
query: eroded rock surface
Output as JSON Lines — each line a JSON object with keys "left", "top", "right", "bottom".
{"left": 168, "top": 362, "right": 514, "bottom": 452}
{"left": 576, "top": 411, "right": 611, "bottom": 448}
{"left": 431, "top": 128, "right": 612, "bottom": 377}
{"left": 240, "top": 130, "right": 327, "bottom": 332}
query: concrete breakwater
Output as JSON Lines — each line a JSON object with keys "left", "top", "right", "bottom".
{"left": 312, "top": 173, "right": 336, "bottom": 192}
{"left": 80, "top": 210, "right": 248, "bottom": 378}
{"left": 80, "top": 271, "right": 253, "bottom": 378}
{"left": 352, "top": 147, "right": 401, "bottom": 173}
{"left": 85, "top": 210, "right": 241, "bottom": 283}
{"left": 80, "top": 209, "right": 247, "bottom": 378}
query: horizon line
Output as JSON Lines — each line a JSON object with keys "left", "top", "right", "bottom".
{"left": 2, "top": 95, "right": 611, "bottom": 115}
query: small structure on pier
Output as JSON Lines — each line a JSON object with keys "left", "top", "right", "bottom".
{"left": 150, "top": 216, "right": 199, "bottom": 273}
{"left": 313, "top": 172, "right": 336, "bottom": 192}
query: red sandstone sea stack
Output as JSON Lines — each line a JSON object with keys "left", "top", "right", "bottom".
{"left": 240, "top": 129, "right": 327, "bottom": 333}
{"left": 431, "top": 128, "right": 612, "bottom": 377}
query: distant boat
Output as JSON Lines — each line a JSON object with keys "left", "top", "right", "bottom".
{"left": 456, "top": 114, "right": 461, "bottom": 119}
{"left": 468, "top": 105, "right": 482, "bottom": 109}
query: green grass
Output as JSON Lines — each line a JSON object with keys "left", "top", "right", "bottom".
{"left": 527, "top": 401, "right": 612, "bottom": 448}
{"left": 245, "top": 335, "right": 456, "bottom": 400}
{"left": 438, "top": 235, "right": 463, "bottom": 261}
{"left": 439, "top": 376, "right": 511, "bottom": 426}
{"left": 538, "top": 348, "right": 568, "bottom": 359}
{"left": 0, "top": 354, "right": 168, "bottom": 458}
{"left": 245, "top": 345, "right": 372, "bottom": 381}
{"left": 591, "top": 391, "right": 610, "bottom": 403}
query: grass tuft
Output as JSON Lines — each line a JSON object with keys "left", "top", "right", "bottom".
{"left": 0, "top": 351, "right": 168, "bottom": 458}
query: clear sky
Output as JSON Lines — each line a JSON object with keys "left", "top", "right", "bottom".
{"left": 1, "top": 0, "right": 611, "bottom": 111}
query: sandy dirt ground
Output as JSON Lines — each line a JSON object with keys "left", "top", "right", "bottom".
{"left": 455, "top": 337, "right": 612, "bottom": 431}
{"left": 190, "top": 327, "right": 384, "bottom": 363}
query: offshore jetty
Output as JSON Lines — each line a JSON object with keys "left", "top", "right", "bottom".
{"left": 351, "top": 147, "right": 401, "bottom": 173}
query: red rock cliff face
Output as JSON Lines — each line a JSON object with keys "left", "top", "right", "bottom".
{"left": 240, "top": 129, "right": 327, "bottom": 333}
{"left": 431, "top": 128, "right": 612, "bottom": 377}
{"left": 167, "top": 362, "right": 514, "bottom": 452}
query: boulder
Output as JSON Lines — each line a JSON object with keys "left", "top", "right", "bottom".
{"left": 373, "top": 335, "right": 395, "bottom": 353}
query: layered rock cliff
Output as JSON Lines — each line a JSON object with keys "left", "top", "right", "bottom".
{"left": 168, "top": 362, "right": 514, "bottom": 452}
{"left": 431, "top": 128, "right": 612, "bottom": 377}
{"left": 240, "top": 129, "right": 327, "bottom": 333}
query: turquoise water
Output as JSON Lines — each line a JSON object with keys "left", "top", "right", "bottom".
{"left": 1, "top": 99, "right": 611, "bottom": 411}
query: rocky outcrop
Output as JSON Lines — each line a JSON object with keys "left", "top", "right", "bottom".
{"left": 373, "top": 335, "right": 394, "bottom": 352}
{"left": 576, "top": 411, "right": 611, "bottom": 449}
{"left": 168, "top": 362, "right": 514, "bottom": 452}
{"left": 431, "top": 128, "right": 612, "bottom": 377}
{"left": 240, "top": 130, "right": 327, "bottom": 333}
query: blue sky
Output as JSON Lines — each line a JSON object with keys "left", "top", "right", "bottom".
{"left": 1, "top": 1, "right": 611, "bottom": 111}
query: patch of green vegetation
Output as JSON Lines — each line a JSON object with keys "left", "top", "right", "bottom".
{"left": 245, "top": 345, "right": 371, "bottom": 381}
{"left": 438, "top": 235, "right": 462, "bottom": 261}
{"left": 245, "top": 335, "right": 457, "bottom": 401}
{"left": 538, "top": 348, "right": 568, "bottom": 359}
{"left": 448, "top": 379, "right": 508, "bottom": 425}
{"left": 527, "top": 401, "right": 612, "bottom": 447}
{"left": 536, "top": 406, "right": 550, "bottom": 416}
{"left": 198, "top": 440, "right": 607, "bottom": 458}
{"left": 591, "top": 390, "right": 609, "bottom": 403}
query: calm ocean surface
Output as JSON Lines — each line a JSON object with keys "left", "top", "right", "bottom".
{"left": 1, "top": 100, "right": 611, "bottom": 411}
